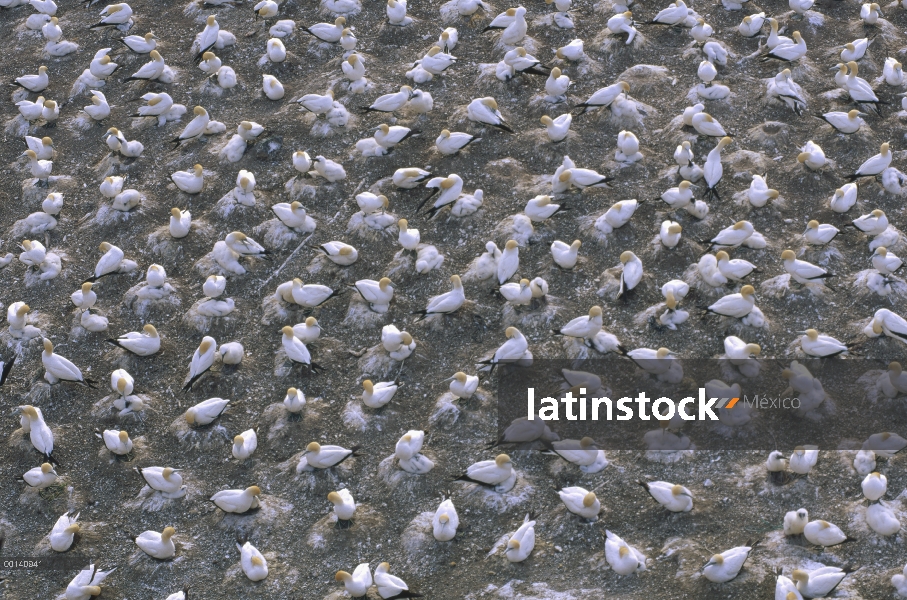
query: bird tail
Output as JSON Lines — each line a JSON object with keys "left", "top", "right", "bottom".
{"left": 416, "top": 189, "right": 440, "bottom": 212}
{"left": 492, "top": 122, "right": 514, "bottom": 133}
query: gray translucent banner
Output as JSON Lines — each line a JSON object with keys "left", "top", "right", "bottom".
{"left": 495, "top": 359, "right": 907, "bottom": 451}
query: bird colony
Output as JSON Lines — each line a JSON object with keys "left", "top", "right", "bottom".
{"left": 1, "top": 0, "right": 907, "bottom": 597}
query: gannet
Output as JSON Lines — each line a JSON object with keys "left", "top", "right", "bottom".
{"left": 698, "top": 60, "right": 717, "bottom": 85}
{"left": 420, "top": 174, "right": 464, "bottom": 213}
{"left": 137, "top": 466, "right": 185, "bottom": 498}
{"left": 659, "top": 221, "right": 683, "bottom": 248}
{"left": 538, "top": 113, "right": 572, "bottom": 142}
{"left": 780, "top": 250, "right": 832, "bottom": 286}
{"left": 394, "top": 430, "right": 426, "bottom": 463}
{"left": 120, "top": 31, "right": 156, "bottom": 53}
{"left": 449, "top": 371, "right": 479, "bottom": 398}
{"left": 419, "top": 46, "right": 457, "bottom": 74}
{"left": 25, "top": 136, "right": 54, "bottom": 161}
{"left": 558, "top": 487, "right": 600, "bottom": 520}
{"left": 784, "top": 508, "right": 809, "bottom": 535}
{"left": 168, "top": 164, "right": 204, "bottom": 194}
{"left": 126, "top": 50, "right": 166, "bottom": 82}
{"left": 91, "top": 3, "right": 133, "bottom": 28}
{"left": 817, "top": 110, "right": 864, "bottom": 139}
{"left": 841, "top": 37, "right": 872, "bottom": 62}
{"left": 828, "top": 183, "right": 857, "bottom": 213}
{"left": 797, "top": 141, "right": 825, "bottom": 171}
{"left": 211, "top": 486, "right": 260, "bottom": 513}
{"left": 228, "top": 429, "right": 257, "bottom": 460}
{"left": 762, "top": 31, "right": 806, "bottom": 62}
{"left": 704, "top": 286, "right": 756, "bottom": 319}
{"left": 883, "top": 57, "right": 904, "bottom": 86}
{"left": 605, "top": 531, "right": 647, "bottom": 575}
{"left": 563, "top": 167, "right": 612, "bottom": 190}
{"left": 384, "top": 0, "right": 413, "bottom": 27}
{"left": 18, "top": 405, "right": 54, "bottom": 458}
{"left": 550, "top": 239, "right": 581, "bottom": 269}
{"left": 639, "top": 480, "right": 693, "bottom": 512}
{"left": 16, "top": 96, "right": 46, "bottom": 123}
{"left": 303, "top": 16, "right": 347, "bottom": 42}
{"left": 341, "top": 53, "right": 366, "bottom": 82}
{"left": 111, "top": 369, "right": 134, "bottom": 396}
{"left": 21, "top": 463, "right": 56, "bottom": 489}
{"left": 262, "top": 73, "right": 285, "bottom": 100}
{"left": 616, "top": 251, "right": 642, "bottom": 297}
{"left": 316, "top": 241, "right": 357, "bottom": 266}
{"left": 48, "top": 511, "right": 79, "bottom": 552}
{"left": 361, "top": 379, "right": 400, "bottom": 408}
{"left": 280, "top": 388, "right": 306, "bottom": 415}
{"left": 845, "top": 62, "right": 882, "bottom": 110}
{"left": 848, "top": 209, "right": 888, "bottom": 235}
{"left": 525, "top": 195, "right": 567, "bottom": 222}
{"left": 41, "top": 339, "right": 95, "bottom": 389}
{"left": 873, "top": 247, "right": 902, "bottom": 275}
{"left": 235, "top": 544, "right": 269, "bottom": 581}
{"left": 798, "top": 329, "right": 847, "bottom": 357}
{"left": 72, "top": 282, "right": 98, "bottom": 310}
{"left": 847, "top": 143, "right": 892, "bottom": 180}
{"left": 433, "top": 499, "right": 459, "bottom": 541}
{"left": 327, "top": 489, "right": 356, "bottom": 525}
{"left": 366, "top": 85, "right": 413, "bottom": 112}
{"left": 313, "top": 155, "right": 347, "bottom": 181}
{"left": 106, "top": 324, "right": 160, "bottom": 356}
{"left": 40, "top": 100, "right": 59, "bottom": 124}
{"left": 135, "top": 527, "right": 176, "bottom": 559}
{"left": 765, "top": 17, "right": 794, "bottom": 51}
{"left": 352, "top": 277, "right": 394, "bottom": 312}
{"left": 292, "top": 317, "right": 321, "bottom": 344}
{"left": 336, "top": 564, "right": 372, "bottom": 597}
{"left": 185, "top": 397, "right": 229, "bottom": 427}
{"left": 374, "top": 563, "right": 416, "bottom": 598}
{"left": 701, "top": 136, "right": 732, "bottom": 200}
{"left": 374, "top": 124, "right": 417, "bottom": 149}
{"left": 456, "top": 453, "right": 514, "bottom": 490}
{"left": 65, "top": 563, "right": 115, "bottom": 600}
{"left": 466, "top": 97, "right": 512, "bottom": 132}
{"left": 13, "top": 65, "right": 49, "bottom": 92}
{"left": 23, "top": 150, "right": 52, "bottom": 184}
{"left": 496, "top": 240, "right": 519, "bottom": 284}
{"left": 702, "top": 545, "right": 753, "bottom": 583}
{"left": 576, "top": 81, "right": 629, "bottom": 114}
{"left": 254, "top": 0, "right": 279, "bottom": 18}
{"left": 615, "top": 130, "right": 642, "bottom": 163}
{"left": 556, "top": 39, "right": 584, "bottom": 61}
{"left": 481, "top": 326, "right": 529, "bottom": 368}
{"left": 300, "top": 441, "right": 357, "bottom": 470}
{"left": 705, "top": 220, "right": 757, "bottom": 250}
{"left": 801, "top": 220, "right": 839, "bottom": 245}
{"left": 414, "top": 275, "right": 465, "bottom": 320}
{"left": 649, "top": 0, "right": 690, "bottom": 25}
{"left": 89, "top": 49, "right": 119, "bottom": 79}
{"left": 103, "top": 430, "right": 133, "bottom": 455}
{"left": 505, "top": 515, "right": 535, "bottom": 562}
{"left": 299, "top": 90, "right": 335, "bottom": 115}
{"left": 292, "top": 151, "right": 313, "bottom": 175}
{"left": 554, "top": 306, "right": 602, "bottom": 341}
{"left": 859, "top": 471, "right": 887, "bottom": 502}
{"left": 792, "top": 567, "right": 851, "bottom": 598}
{"left": 281, "top": 326, "right": 318, "bottom": 371}
{"left": 289, "top": 280, "right": 340, "bottom": 308}
{"left": 436, "top": 129, "right": 478, "bottom": 155}
{"left": 395, "top": 219, "right": 420, "bottom": 251}
{"left": 182, "top": 337, "right": 216, "bottom": 390}
{"left": 171, "top": 106, "right": 212, "bottom": 147}
{"left": 789, "top": 446, "right": 819, "bottom": 474}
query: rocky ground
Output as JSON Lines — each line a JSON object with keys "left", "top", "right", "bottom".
{"left": 0, "top": 0, "right": 906, "bottom": 598}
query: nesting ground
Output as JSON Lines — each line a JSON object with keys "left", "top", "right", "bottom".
{"left": 1, "top": 0, "right": 907, "bottom": 598}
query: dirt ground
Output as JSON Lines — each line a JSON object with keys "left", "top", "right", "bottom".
{"left": 0, "top": 0, "right": 906, "bottom": 598}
